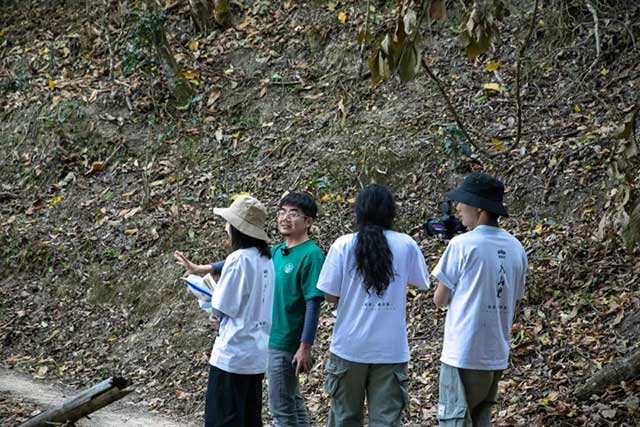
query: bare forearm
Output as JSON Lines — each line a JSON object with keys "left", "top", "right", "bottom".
{"left": 325, "top": 294, "right": 339, "bottom": 305}
{"left": 190, "top": 263, "right": 212, "bottom": 275}
{"left": 433, "top": 282, "right": 451, "bottom": 308}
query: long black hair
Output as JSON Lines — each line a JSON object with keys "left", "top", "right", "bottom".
{"left": 229, "top": 224, "right": 271, "bottom": 259}
{"left": 354, "top": 184, "right": 395, "bottom": 296}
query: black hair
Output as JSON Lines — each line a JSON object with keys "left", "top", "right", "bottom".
{"left": 485, "top": 211, "right": 500, "bottom": 224}
{"left": 278, "top": 192, "right": 318, "bottom": 219}
{"left": 354, "top": 184, "right": 395, "bottom": 297}
{"left": 229, "top": 224, "right": 271, "bottom": 259}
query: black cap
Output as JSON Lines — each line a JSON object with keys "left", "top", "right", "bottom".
{"left": 447, "top": 172, "right": 508, "bottom": 216}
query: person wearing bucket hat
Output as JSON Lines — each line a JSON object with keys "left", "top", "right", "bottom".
{"left": 446, "top": 172, "right": 509, "bottom": 218}
{"left": 174, "top": 195, "right": 274, "bottom": 427}
{"left": 432, "top": 173, "right": 528, "bottom": 427}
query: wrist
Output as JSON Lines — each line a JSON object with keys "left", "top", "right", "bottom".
{"left": 196, "top": 264, "right": 212, "bottom": 274}
{"left": 299, "top": 342, "right": 312, "bottom": 351}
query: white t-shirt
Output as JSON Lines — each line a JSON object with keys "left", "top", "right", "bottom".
{"left": 316, "top": 230, "right": 430, "bottom": 364}
{"left": 209, "top": 247, "right": 274, "bottom": 375}
{"left": 432, "top": 225, "right": 528, "bottom": 370}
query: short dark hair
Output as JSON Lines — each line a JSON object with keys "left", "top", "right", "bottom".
{"left": 484, "top": 211, "right": 500, "bottom": 223}
{"left": 229, "top": 225, "right": 271, "bottom": 259}
{"left": 278, "top": 192, "right": 318, "bottom": 219}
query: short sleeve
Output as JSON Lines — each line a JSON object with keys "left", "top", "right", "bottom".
{"left": 407, "top": 240, "right": 430, "bottom": 290}
{"left": 300, "top": 251, "right": 325, "bottom": 300}
{"left": 316, "top": 241, "right": 344, "bottom": 297}
{"left": 210, "top": 254, "right": 246, "bottom": 318}
{"left": 431, "top": 240, "right": 464, "bottom": 290}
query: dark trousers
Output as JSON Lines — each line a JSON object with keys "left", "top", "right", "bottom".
{"left": 204, "top": 365, "right": 264, "bottom": 427}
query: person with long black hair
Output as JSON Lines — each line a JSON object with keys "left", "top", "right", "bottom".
{"left": 174, "top": 195, "right": 274, "bottom": 427}
{"left": 316, "top": 184, "right": 430, "bottom": 427}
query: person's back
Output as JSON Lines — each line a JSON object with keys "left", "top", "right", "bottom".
{"left": 325, "top": 230, "right": 429, "bottom": 363}
{"left": 432, "top": 172, "right": 528, "bottom": 427}
{"left": 211, "top": 247, "right": 274, "bottom": 374}
{"left": 317, "top": 184, "right": 430, "bottom": 427}
{"left": 438, "top": 226, "right": 526, "bottom": 371}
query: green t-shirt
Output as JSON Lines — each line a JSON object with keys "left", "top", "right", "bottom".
{"left": 269, "top": 239, "right": 325, "bottom": 352}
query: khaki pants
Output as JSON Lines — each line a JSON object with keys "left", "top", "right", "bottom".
{"left": 324, "top": 353, "right": 408, "bottom": 427}
{"left": 438, "top": 363, "right": 503, "bottom": 427}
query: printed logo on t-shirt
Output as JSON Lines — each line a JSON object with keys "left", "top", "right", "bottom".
{"left": 496, "top": 265, "right": 506, "bottom": 298}
{"left": 496, "top": 249, "right": 507, "bottom": 298}
{"left": 284, "top": 263, "right": 294, "bottom": 274}
{"left": 484, "top": 249, "right": 509, "bottom": 313}
{"left": 262, "top": 269, "right": 269, "bottom": 304}
{"left": 363, "top": 296, "right": 395, "bottom": 311}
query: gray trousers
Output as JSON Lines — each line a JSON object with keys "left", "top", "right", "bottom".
{"left": 324, "top": 352, "right": 409, "bottom": 427}
{"left": 267, "top": 348, "right": 310, "bottom": 427}
{"left": 438, "top": 363, "right": 503, "bottom": 427}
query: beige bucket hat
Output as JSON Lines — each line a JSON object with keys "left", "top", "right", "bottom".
{"left": 213, "top": 195, "right": 269, "bottom": 241}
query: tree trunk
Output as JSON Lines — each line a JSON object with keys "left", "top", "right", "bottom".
{"left": 19, "top": 377, "right": 130, "bottom": 427}
{"left": 149, "top": 12, "right": 195, "bottom": 108}
{"left": 623, "top": 200, "right": 640, "bottom": 252}
{"left": 189, "top": 0, "right": 215, "bottom": 32}
{"left": 142, "top": 0, "right": 195, "bottom": 109}
{"left": 575, "top": 347, "right": 640, "bottom": 400}
{"left": 214, "top": 0, "right": 232, "bottom": 27}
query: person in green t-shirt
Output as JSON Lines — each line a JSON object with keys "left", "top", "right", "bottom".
{"left": 268, "top": 192, "right": 325, "bottom": 427}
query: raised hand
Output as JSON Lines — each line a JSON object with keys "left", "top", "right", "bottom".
{"left": 174, "top": 250, "right": 205, "bottom": 275}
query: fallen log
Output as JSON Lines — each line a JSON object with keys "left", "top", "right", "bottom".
{"left": 575, "top": 347, "right": 640, "bottom": 400}
{"left": 19, "top": 377, "right": 131, "bottom": 427}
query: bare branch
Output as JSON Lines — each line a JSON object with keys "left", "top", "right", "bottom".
{"left": 356, "top": 0, "right": 371, "bottom": 78}
{"left": 585, "top": 1, "right": 601, "bottom": 60}
{"left": 421, "top": 57, "right": 483, "bottom": 154}
{"left": 514, "top": 0, "right": 540, "bottom": 148}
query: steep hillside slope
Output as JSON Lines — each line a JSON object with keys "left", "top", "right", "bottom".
{"left": 1, "top": 1, "right": 639, "bottom": 425}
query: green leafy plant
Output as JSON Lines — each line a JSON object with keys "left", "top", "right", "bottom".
{"left": 441, "top": 126, "right": 472, "bottom": 168}
{"left": 120, "top": 6, "right": 195, "bottom": 109}
{"left": 369, "top": 0, "right": 425, "bottom": 84}
{"left": 121, "top": 10, "right": 165, "bottom": 76}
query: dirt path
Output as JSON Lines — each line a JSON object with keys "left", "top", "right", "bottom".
{"left": 0, "top": 369, "right": 198, "bottom": 427}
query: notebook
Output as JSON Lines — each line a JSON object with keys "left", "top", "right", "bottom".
{"left": 183, "top": 274, "right": 217, "bottom": 301}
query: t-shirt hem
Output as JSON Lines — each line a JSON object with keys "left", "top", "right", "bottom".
{"left": 268, "top": 341, "right": 299, "bottom": 353}
{"left": 209, "top": 360, "right": 266, "bottom": 375}
{"left": 331, "top": 347, "right": 410, "bottom": 364}
{"left": 440, "top": 356, "right": 508, "bottom": 371}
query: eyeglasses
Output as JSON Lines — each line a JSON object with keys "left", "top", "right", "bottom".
{"left": 277, "top": 209, "right": 306, "bottom": 220}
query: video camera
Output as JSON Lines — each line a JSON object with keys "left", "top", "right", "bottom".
{"left": 423, "top": 200, "right": 466, "bottom": 240}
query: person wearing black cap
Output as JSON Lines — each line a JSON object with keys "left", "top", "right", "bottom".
{"left": 432, "top": 172, "right": 528, "bottom": 427}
